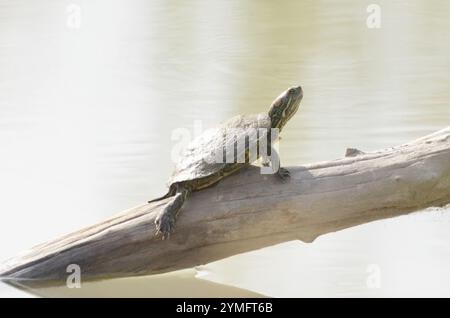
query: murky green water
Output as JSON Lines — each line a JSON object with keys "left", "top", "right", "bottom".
{"left": 1, "top": 0, "right": 450, "bottom": 297}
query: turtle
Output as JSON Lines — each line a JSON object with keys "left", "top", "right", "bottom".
{"left": 149, "top": 85, "right": 303, "bottom": 239}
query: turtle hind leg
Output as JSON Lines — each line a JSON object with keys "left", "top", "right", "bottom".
{"left": 155, "top": 186, "right": 191, "bottom": 239}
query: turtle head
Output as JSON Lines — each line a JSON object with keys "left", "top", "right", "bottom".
{"left": 268, "top": 86, "right": 303, "bottom": 130}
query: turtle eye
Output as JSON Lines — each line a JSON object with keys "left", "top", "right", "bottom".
{"left": 287, "top": 88, "right": 295, "bottom": 94}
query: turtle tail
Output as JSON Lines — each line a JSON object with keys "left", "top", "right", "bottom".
{"left": 148, "top": 184, "right": 177, "bottom": 203}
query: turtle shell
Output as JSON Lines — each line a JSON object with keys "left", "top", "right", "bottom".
{"left": 169, "top": 113, "right": 271, "bottom": 186}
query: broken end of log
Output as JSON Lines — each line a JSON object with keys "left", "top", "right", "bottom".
{"left": 345, "top": 147, "right": 366, "bottom": 157}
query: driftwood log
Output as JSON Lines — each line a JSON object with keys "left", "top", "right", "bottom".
{"left": 1, "top": 126, "right": 450, "bottom": 289}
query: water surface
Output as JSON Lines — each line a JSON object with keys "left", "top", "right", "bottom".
{"left": 1, "top": 0, "right": 450, "bottom": 297}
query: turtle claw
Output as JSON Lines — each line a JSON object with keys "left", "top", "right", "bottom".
{"left": 155, "top": 210, "right": 175, "bottom": 239}
{"left": 277, "top": 167, "right": 291, "bottom": 183}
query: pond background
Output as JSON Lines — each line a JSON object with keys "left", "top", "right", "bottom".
{"left": 1, "top": 0, "right": 450, "bottom": 297}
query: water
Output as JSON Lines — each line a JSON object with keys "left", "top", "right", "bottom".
{"left": 0, "top": 0, "right": 449, "bottom": 297}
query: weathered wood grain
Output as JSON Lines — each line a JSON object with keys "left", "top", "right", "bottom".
{"left": 1, "top": 126, "right": 450, "bottom": 288}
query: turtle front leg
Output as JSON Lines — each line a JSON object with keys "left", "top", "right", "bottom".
{"left": 155, "top": 186, "right": 191, "bottom": 239}
{"left": 277, "top": 166, "right": 291, "bottom": 182}
{"left": 261, "top": 150, "right": 290, "bottom": 183}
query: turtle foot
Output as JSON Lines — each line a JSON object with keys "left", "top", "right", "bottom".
{"left": 277, "top": 167, "right": 291, "bottom": 183}
{"left": 155, "top": 208, "right": 175, "bottom": 240}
